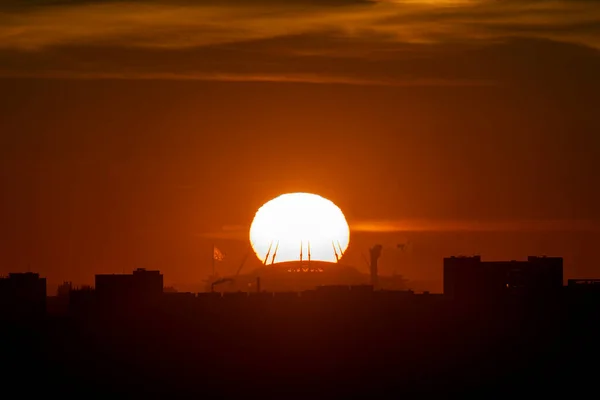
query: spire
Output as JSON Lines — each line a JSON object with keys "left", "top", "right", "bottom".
{"left": 270, "top": 240, "right": 280, "bottom": 265}
{"left": 332, "top": 241, "right": 340, "bottom": 262}
{"left": 264, "top": 241, "right": 274, "bottom": 265}
{"left": 336, "top": 241, "right": 344, "bottom": 259}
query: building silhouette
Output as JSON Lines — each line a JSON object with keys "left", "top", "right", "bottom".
{"left": 0, "top": 272, "right": 47, "bottom": 318}
{"left": 5, "top": 254, "right": 600, "bottom": 397}
{"left": 93, "top": 268, "right": 163, "bottom": 310}
{"left": 95, "top": 268, "right": 163, "bottom": 298}
{"left": 567, "top": 279, "right": 600, "bottom": 298}
{"left": 67, "top": 268, "right": 164, "bottom": 315}
{"left": 443, "top": 255, "right": 563, "bottom": 301}
{"left": 369, "top": 244, "right": 383, "bottom": 289}
{"left": 56, "top": 281, "right": 73, "bottom": 298}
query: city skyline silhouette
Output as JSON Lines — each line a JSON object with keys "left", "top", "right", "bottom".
{"left": 3, "top": 253, "right": 600, "bottom": 397}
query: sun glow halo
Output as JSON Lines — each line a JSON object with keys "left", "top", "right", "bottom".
{"left": 249, "top": 193, "right": 350, "bottom": 264}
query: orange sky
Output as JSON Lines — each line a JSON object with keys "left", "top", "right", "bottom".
{"left": 0, "top": 1, "right": 599, "bottom": 291}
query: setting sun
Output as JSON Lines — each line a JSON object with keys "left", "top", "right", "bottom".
{"left": 249, "top": 193, "right": 350, "bottom": 264}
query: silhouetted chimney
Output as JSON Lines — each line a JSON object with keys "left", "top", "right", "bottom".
{"left": 369, "top": 245, "right": 383, "bottom": 289}
{"left": 256, "top": 277, "right": 261, "bottom": 293}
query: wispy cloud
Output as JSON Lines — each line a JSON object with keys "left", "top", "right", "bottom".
{"left": 1, "top": 1, "right": 598, "bottom": 50}
{"left": 350, "top": 219, "right": 600, "bottom": 233}
{"left": 196, "top": 218, "right": 600, "bottom": 241}
{"left": 0, "top": 0, "right": 598, "bottom": 81}
{"left": 0, "top": 69, "right": 495, "bottom": 86}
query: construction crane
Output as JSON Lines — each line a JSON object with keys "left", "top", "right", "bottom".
{"left": 234, "top": 247, "right": 251, "bottom": 277}
{"left": 211, "top": 278, "right": 234, "bottom": 292}
{"left": 209, "top": 246, "right": 253, "bottom": 292}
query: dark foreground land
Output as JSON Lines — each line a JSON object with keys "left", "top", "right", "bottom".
{"left": 4, "top": 294, "right": 600, "bottom": 398}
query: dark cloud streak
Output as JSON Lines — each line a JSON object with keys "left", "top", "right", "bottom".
{"left": 1, "top": 35, "right": 598, "bottom": 91}
{"left": 1, "top": 0, "right": 373, "bottom": 7}
{"left": 0, "top": 0, "right": 598, "bottom": 85}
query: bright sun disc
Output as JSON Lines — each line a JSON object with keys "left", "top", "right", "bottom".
{"left": 249, "top": 193, "right": 350, "bottom": 264}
